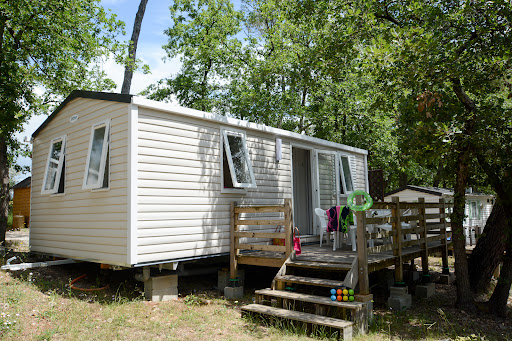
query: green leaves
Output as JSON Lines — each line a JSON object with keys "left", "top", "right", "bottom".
{"left": 148, "top": 0, "right": 243, "bottom": 112}
{"left": 0, "top": 0, "right": 124, "bottom": 162}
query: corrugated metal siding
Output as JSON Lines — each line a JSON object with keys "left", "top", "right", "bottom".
{"left": 30, "top": 98, "right": 130, "bottom": 265}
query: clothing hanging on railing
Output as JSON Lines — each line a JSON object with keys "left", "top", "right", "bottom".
{"left": 326, "top": 205, "right": 351, "bottom": 233}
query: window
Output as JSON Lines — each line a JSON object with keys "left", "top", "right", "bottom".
{"left": 83, "top": 120, "right": 110, "bottom": 190}
{"left": 339, "top": 154, "right": 354, "bottom": 194}
{"left": 470, "top": 201, "right": 479, "bottom": 219}
{"left": 221, "top": 129, "right": 256, "bottom": 189}
{"left": 318, "top": 152, "right": 337, "bottom": 207}
{"left": 42, "top": 136, "right": 66, "bottom": 194}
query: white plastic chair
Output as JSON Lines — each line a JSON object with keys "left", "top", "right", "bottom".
{"left": 373, "top": 208, "right": 413, "bottom": 243}
{"left": 315, "top": 208, "right": 336, "bottom": 249}
{"left": 315, "top": 208, "right": 357, "bottom": 251}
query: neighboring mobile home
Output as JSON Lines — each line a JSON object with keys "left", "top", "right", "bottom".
{"left": 30, "top": 90, "right": 368, "bottom": 268}
{"left": 12, "top": 176, "right": 31, "bottom": 228}
{"left": 384, "top": 185, "right": 494, "bottom": 230}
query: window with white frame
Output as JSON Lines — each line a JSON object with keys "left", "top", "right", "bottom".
{"left": 339, "top": 154, "right": 354, "bottom": 194}
{"left": 83, "top": 120, "right": 110, "bottom": 190}
{"left": 318, "top": 152, "right": 337, "bottom": 208}
{"left": 470, "top": 201, "right": 479, "bottom": 219}
{"left": 221, "top": 129, "right": 256, "bottom": 189}
{"left": 42, "top": 136, "right": 66, "bottom": 194}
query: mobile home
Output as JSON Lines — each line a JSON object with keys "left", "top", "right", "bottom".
{"left": 30, "top": 90, "right": 368, "bottom": 268}
{"left": 384, "top": 185, "right": 494, "bottom": 238}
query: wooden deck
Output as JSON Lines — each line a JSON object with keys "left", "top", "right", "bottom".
{"left": 231, "top": 198, "right": 452, "bottom": 289}
{"left": 239, "top": 239, "right": 449, "bottom": 273}
{"left": 232, "top": 198, "right": 453, "bottom": 338}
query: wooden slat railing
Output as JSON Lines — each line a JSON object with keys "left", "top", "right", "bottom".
{"left": 229, "top": 199, "right": 293, "bottom": 281}
{"left": 356, "top": 197, "right": 454, "bottom": 292}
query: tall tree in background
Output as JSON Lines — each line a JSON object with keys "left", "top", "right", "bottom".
{"left": 121, "top": 0, "right": 149, "bottom": 94}
{"left": 0, "top": 0, "right": 123, "bottom": 244}
{"left": 144, "top": 0, "right": 243, "bottom": 112}
{"left": 144, "top": 0, "right": 430, "bottom": 189}
{"left": 351, "top": 0, "right": 512, "bottom": 311}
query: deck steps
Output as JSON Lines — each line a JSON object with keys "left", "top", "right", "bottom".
{"left": 255, "top": 288, "right": 363, "bottom": 310}
{"left": 287, "top": 260, "right": 352, "bottom": 271}
{"left": 242, "top": 253, "right": 366, "bottom": 340}
{"left": 275, "top": 274, "right": 345, "bottom": 288}
{"left": 241, "top": 304, "right": 353, "bottom": 340}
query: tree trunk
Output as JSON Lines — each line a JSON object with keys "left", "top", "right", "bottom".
{"left": 121, "top": 0, "right": 149, "bottom": 94}
{"left": 487, "top": 243, "right": 512, "bottom": 317}
{"left": 432, "top": 162, "right": 443, "bottom": 188}
{"left": 0, "top": 137, "right": 9, "bottom": 244}
{"left": 468, "top": 204, "right": 507, "bottom": 293}
{"left": 451, "top": 147, "right": 474, "bottom": 309}
{"left": 450, "top": 77, "right": 477, "bottom": 309}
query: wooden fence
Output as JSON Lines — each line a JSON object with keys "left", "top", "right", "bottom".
{"left": 356, "top": 197, "right": 453, "bottom": 293}
{"left": 229, "top": 199, "right": 293, "bottom": 280}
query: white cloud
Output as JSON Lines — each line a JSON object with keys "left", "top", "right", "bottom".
{"left": 102, "top": 44, "right": 182, "bottom": 96}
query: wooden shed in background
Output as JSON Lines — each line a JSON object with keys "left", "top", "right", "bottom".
{"left": 12, "top": 176, "right": 31, "bottom": 227}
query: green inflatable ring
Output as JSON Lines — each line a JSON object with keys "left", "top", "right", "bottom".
{"left": 347, "top": 190, "right": 373, "bottom": 211}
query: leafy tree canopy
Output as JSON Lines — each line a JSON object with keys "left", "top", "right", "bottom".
{"left": 0, "top": 0, "right": 124, "bottom": 242}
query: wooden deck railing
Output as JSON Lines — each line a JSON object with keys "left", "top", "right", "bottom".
{"left": 229, "top": 199, "right": 293, "bottom": 281}
{"left": 356, "top": 197, "right": 453, "bottom": 293}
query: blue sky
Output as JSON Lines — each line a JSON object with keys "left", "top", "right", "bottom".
{"left": 15, "top": 0, "right": 242, "bottom": 181}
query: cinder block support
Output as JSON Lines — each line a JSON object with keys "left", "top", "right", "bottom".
{"left": 438, "top": 272, "right": 455, "bottom": 285}
{"left": 144, "top": 274, "right": 178, "bottom": 301}
{"left": 218, "top": 269, "right": 245, "bottom": 291}
{"left": 415, "top": 282, "right": 435, "bottom": 298}
{"left": 224, "top": 286, "right": 244, "bottom": 299}
{"left": 388, "top": 286, "right": 412, "bottom": 312}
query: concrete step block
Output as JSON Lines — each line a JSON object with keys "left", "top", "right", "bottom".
{"left": 144, "top": 274, "right": 178, "bottom": 301}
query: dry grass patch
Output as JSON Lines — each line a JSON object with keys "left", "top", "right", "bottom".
{"left": 0, "top": 254, "right": 511, "bottom": 340}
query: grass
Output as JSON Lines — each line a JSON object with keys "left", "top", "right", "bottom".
{"left": 0, "top": 255, "right": 510, "bottom": 340}
{"left": 0, "top": 265, "right": 318, "bottom": 340}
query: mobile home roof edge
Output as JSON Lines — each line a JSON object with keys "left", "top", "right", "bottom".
{"left": 32, "top": 90, "right": 368, "bottom": 155}
{"left": 32, "top": 90, "right": 133, "bottom": 138}
{"left": 384, "top": 185, "right": 446, "bottom": 197}
{"left": 132, "top": 96, "right": 369, "bottom": 155}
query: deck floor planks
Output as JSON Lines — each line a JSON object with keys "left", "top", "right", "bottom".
{"left": 238, "top": 241, "right": 448, "bottom": 272}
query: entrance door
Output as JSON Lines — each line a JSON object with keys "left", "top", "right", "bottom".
{"left": 292, "top": 147, "right": 313, "bottom": 235}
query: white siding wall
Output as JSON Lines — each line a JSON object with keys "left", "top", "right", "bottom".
{"left": 136, "top": 109, "right": 293, "bottom": 263}
{"left": 465, "top": 195, "right": 494, "bottom": 228}
{"left": 384, "top": 189, "right": 443, "bottom": 222}
{"left": 31, "top": 98, "right": 129, "bottom": 265}
{"left": 384, "top": 189, "right": 442, "bottom": 203}
{"left": 385, "top": 190, "right": 495, "bottom": 231}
